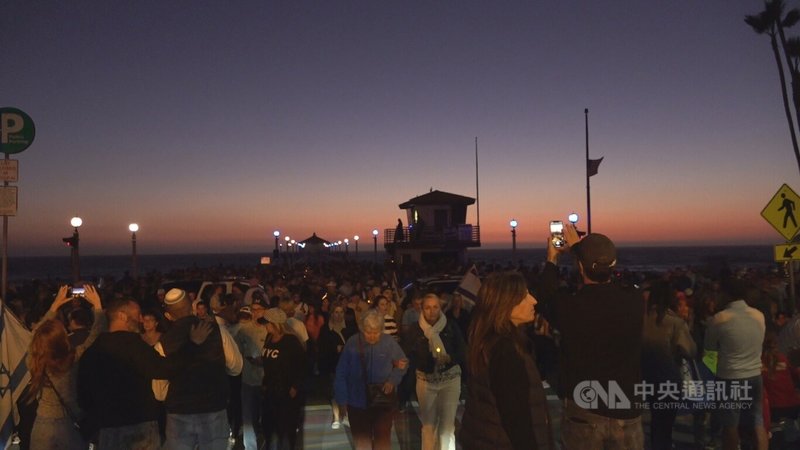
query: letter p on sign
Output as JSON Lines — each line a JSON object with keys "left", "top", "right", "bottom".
{"left": 0, "top": 107, "right": 35, "bottom": 154}
{"left": 1, "top": 113, "right": 23, "bottom": 144}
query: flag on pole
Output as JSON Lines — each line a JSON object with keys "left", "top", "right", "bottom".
{"left": 455, "top": 265, "right": 481, "bottom": 310}
{"left": 587, "top": 157, "right": 603, "bottom": 177}
{"left": 0, "top": 302, "right": 32, "bottom": 447}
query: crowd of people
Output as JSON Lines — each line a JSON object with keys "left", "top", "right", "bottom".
{"left": 6, "top": 227, "right": 800, "bottom": 450}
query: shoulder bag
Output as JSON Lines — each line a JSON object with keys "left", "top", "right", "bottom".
{"left": 357, "top": 335, "right": 396, "bottom": 409}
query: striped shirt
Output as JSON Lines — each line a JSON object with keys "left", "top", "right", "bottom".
{"left": 383, "top": 314, "right": 398, "bottom": 340}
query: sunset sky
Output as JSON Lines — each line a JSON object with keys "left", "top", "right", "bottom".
{"left": 1, "top": 0, "right": 796, "bottom": 256}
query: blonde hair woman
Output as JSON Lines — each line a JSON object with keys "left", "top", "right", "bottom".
{"left": 405, "top": 293, "right": 466, "bottom": 450}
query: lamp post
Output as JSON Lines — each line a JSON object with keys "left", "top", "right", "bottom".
{"left": 354, "top": 235, "right": 359, "bottom": 258}
{"left": 66, "top": 217, "right": 82, "bottom": 283}
{"left": 510, "top": 219, "right": 518, "bottom": 260}
{"left": 284, "top": 236, "right": 291, "bottom": 263}
{"left": 273, "top": 230, "right": 280, "bottom": 257}
{"left": 372, "top": 229, "right": 379, "bottom": 263}
{"left": 129, "top": 223, "right": 139, "bottom": 279}
{"left": 344, "top": 238, "right": 349, "bottom": 257}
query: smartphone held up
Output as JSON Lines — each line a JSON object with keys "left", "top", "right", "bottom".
{"left": 550, "top": 221, "right": 565, "bottom": 248}
{"left": 69, "top": 286, "right": 86, "bottom": 297}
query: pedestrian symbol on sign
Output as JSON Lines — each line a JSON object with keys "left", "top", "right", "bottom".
{"left": 762, "top": 184, "right": 800, "bottom": 241}
{"left": 779, "top": 193, "right": 797, "bottom": 228}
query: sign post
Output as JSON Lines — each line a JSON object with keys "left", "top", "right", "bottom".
{"left": 0, "top": 107, "right": 35, "bottom": 301}
{"left": 764, "top": 184, "right": 800, "bottom": 312}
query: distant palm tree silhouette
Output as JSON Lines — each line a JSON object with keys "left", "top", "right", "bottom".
{"left": 746, "top": 1, "right": 800, "bottom": 175}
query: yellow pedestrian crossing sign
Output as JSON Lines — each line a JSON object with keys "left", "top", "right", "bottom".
{"left": 762, "top": 183, "right": 800, "bottom": 241}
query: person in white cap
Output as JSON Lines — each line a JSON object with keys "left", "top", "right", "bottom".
{"left": 259, "top": 308, "right": 306, "bottom": 450}
{"left": 234, "top": 301, "right": 268, "bottom": 450}
{"left": 152, "top": 288, "right": 243, "bottom": 450}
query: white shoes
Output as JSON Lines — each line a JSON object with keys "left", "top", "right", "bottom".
{"left": 331, "top": 420, "right": 341, "bottom": 430}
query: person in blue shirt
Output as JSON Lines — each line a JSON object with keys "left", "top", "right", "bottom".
{"left": 335, "top": 310, "right": 407, "bottom": 450}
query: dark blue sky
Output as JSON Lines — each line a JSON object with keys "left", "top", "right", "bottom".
{"left": 1, "top": 0, "right": 794, "bottom": 255}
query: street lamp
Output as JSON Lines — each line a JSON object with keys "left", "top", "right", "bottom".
{"left": 510, "top": 219, "right": 518, "bottom": 259}
{"left": 354, "top": 235, "right": 359, "bottom": 257}
{"left": 344, "top": 238, "right": 349, "bottom": 257}
{"left": 372, "top": 229, "right": 379, "bottom": 263}
{"left": 568, "top": 213, "right": 579, "bottom": 224}
{"left": 129, "top": 223, "right": 139, "bottom": 279}
{"left": 273, "top": 230, "right": 280, "bottom": 256}
{"left": 64, "top": 217, "right": 82, "bottom": 282}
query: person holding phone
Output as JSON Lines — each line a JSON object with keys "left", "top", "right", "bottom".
{"left": 539, "top": 224, "right": 645, "bottom": 450}
{"left": 28, "top": 285, "right": 105, "bottom": 449}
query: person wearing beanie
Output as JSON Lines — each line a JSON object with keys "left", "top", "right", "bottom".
{"left": 539, "top": 224, "right": 645, "bottom": 450}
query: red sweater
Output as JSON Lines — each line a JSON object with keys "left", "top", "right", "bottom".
{"left": 762, "top": 352, "right": 800, "bottom": 409}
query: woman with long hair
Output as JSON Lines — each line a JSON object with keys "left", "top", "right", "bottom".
{"left": 641, "top": 280, "right": 696, "bottom": 450}
{"left": 28, "top": 284, "right": 105, "bottom": 449}
{"left": 318, "top": 302, "right": 357, "bottom": 428}
{"left": 373, "top": 295, "right": 398, "bottom": 340}
{"left": 459, "top": 271, "right": 553, "bottom": 450}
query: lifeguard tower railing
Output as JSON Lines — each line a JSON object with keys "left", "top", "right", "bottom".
{"left": 383, "top": 225, "right": 480, "bottom": 248}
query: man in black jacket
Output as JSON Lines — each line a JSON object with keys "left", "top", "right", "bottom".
{"left": 78, "top": 298, "right": 211, "bottom": 449}
{"left": 154, "top": 288, "right": 243, "bottom": 450}
{"left": 539, "top": 224, "right": 645, "bottom": 450}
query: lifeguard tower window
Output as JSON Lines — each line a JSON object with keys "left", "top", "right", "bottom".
{"left": 434, "top": 209, "right": 448, "bottom": 231}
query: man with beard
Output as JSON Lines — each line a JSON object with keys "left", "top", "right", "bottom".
{"left": 78, "top": 298, "right": 211, "bottom": 449}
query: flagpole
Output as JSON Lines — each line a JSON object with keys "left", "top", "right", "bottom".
{"left": 475, "top": 137, "right": 480, "bottom": 230}
{"left": 585, "top": 108, "right": 592, "bottom": 234}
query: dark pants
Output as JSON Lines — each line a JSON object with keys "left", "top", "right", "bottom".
{"left": 649, "top": 408, "right": 677, "bottom": 450}
{"left": 262, "top": 391, "right": 303, "bottom": 450}
{"left": 398, "top": 359, "right": 416, "bottom": 407}
{"left": 228, "top": 375, "right": 242, "bottom": 439}
{"left": 347, "top": 405, "right": 396, "bottom": 450}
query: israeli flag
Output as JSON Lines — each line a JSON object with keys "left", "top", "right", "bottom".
{"left": 456, "top": 265, "right": 481, "bottom": 310}
{"left": 0, "top": 300, "right": 32, "bottom": 448}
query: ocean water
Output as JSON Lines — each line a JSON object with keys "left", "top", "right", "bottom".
{"left": 5, "top": 245, "right": 775, "bottom": 282}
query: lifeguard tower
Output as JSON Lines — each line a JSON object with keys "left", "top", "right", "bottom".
{"left": 385, "top": 190, "right": 480, "bottom": 264}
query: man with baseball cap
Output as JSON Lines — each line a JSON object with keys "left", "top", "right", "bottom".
{"left": 234, "top": 298, "right": 269, "bottom": 450}
{"left": 540, "top": 224, "right": 645, "bottom": 450}
{"left": 153, "top": 288, "right": 243, "bottom": 449}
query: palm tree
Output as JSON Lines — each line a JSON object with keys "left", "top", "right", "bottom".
{"left": 746, "top": 3, "right": 800, "bottom": 174}
{"left": 769, "top": 1, "right": 800, "bottom": 139}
